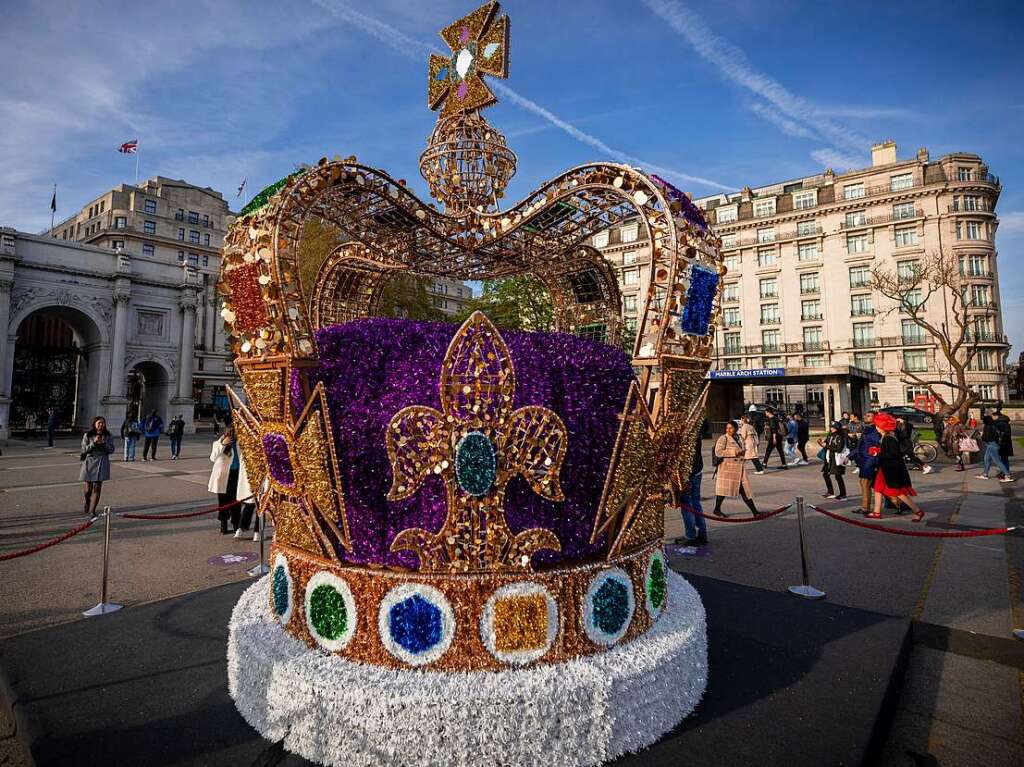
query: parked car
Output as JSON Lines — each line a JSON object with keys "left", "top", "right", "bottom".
{"left": 878, "top": 405, "right": 934, "bottom": 426}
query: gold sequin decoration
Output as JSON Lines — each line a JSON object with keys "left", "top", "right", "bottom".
{"left": 240, "top": 368, "right": 285, "bottom": 421}
{"left": 493, "top": 594, "right": 549, "bottom": 652}
{"left": 275, "top": 501, "right": 322, "bottom": 554}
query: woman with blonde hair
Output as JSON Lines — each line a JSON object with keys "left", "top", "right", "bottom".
{"left": 712, "top": 420, "right": 763, "bottom": 517}
{"left": 738, "top": 413, "right": 764, "bottom": 474}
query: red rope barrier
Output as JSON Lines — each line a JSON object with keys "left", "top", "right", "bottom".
{"left": 679, "top": 502, "right": 792, "bottom": 524}
{"left": 0, "top": 516, "right": 99, "bottom": 561}
{"left": 808, "top": 504, "right": 1016, "bottom": 538}
{"left": 118, "top": 495, "right": 255, "bottom": 521}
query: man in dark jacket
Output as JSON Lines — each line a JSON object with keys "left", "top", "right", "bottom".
{"left": 794, "top": 413, "right": 810, "bottom": 464}
{"left": 853, "top": 411, "right": 881, "bottom": 514}
{"left": 167, "top": 415, "right": 185, "bottom": 460}
{"left": 993, "top": 404, "right": 1013, "bottom": 471}
{"left": 762, "top": 407, "right": 787, "bottom": 469}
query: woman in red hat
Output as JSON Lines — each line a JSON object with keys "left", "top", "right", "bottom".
{"left": 868, "top": 412, "right": 924, "bottom": 521}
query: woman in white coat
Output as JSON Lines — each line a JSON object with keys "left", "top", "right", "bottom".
{"left": 738, "top": 414, "right": 765, "bottom": 474}
{"left": 208, "top": 427, "right": 252, "bottom": 535}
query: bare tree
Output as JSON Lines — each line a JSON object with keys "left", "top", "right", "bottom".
{"left": 870, "top": 250, "right": 995, "bottom": 419}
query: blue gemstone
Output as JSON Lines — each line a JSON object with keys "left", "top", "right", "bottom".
{"left": 483, "top": 42, "right": 499, "bottom": 59}
{"left": 679, "top": 264, "right": 719, "bottom": 336}
{"left": 272, "top": 565, "right": 289, "bottom": 616}
{"left": 455, "top": 431, "right": 496, "bottom": 496}
{"left": 592, "top": 578, "right": 630, "bottom": 635}
{"left": 435, "top": 67, "right": 448, "bottom": 81}
{"left": 389, "top": 594, "right": 443, "bottom": 654}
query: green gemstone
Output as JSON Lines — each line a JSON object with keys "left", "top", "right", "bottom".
{"left": 309, "top": 583, "right": 347, "bottom": 640}
{"left": 648, "top": 556, "right": 667, "bottom": 610}
{"left": 455, "top": 431, "right": 496, "bottom": 496}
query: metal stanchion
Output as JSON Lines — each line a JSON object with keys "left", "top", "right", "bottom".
{"left": 787, "top": 496, "right": 825, "bottom": 600}
{"left": 248, "top": 504, "right": 269, "bottom": 577}
{"left": 83, "top": 506, "right": 123, "bottom": 617}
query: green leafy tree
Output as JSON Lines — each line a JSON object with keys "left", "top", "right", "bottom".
{"left": 455, "top": 275, "right": 554, "bottom": 331}
{"left": 378, "top": 274, "right": 447, "bottom": 322}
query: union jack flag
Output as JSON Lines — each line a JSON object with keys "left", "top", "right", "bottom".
{"left": 118, "top": 139, "right": 138, "bottom": 154}
{"left": 236, "top": 179, "right": 246, "bottom": 198}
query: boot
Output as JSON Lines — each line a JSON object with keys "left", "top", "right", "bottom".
{"left": 694, "top": 531, "right": 708, "bottom": 546}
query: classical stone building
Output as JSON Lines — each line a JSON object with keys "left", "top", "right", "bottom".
{"left": 46, "top": 176, "right": 234, "bottom": 410}
{"left": 428, "top": 276, "right": 473, "bottom": 315}
{"left": 594, "top": 142, "right": 1009, "bottom": 419}
{"left": 0, "top": 229, "right": 207, "bottom": 439}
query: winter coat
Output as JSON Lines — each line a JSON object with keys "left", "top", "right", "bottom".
{"left": 79, "top": 432, "right": 115, "bottom": 482}
{"left": 944, "top": 423, "right": 966, "bottom": 455}
{"left": 982, "top": 422, "right": 1001, "bottom": 444}
{"left": 796, "top": 419, "right": 810, "bottom": 443}
{"left": 994, "top": 414, "right": 1013, "bottom": 456}
{"left": 738, "top": 422, "right": 760, "bottom": 459}
{"left": 877, "top": 434, "right": 913, "bottom": 490}
{"left": 208, "top": 439, "right": 252, "bottom": 498}
{"left": 714, "top": 434, "right": 753, "bottom": 498}
{"left": 820, "top": 430, "right": 849, "bottom": 476}
{"left": 854, "top": 425, "right": 881, "bottom": 480}
{"left": 764, "top": 415, "right": 785, "bottom": 444}
{"left": 143, "top": 415, "right": 163, "bottom": 438}
{"left": 167, "top": 419, "right": 184, "bottom": 439}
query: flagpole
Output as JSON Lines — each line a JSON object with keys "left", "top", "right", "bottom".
{"left": 135, "top": 140, "right": 140, "bottom": 185}
{"left": 51, "top": 184, "right": 56, "bottom": 230}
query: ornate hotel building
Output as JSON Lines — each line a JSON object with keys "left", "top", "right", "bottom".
{"left": 595, "top": 142, "right": 1009, "bottom": 417}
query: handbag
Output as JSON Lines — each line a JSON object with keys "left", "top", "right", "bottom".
{"left": 834, "top": 448, "right": 851, "bottom": 466}
{"left": 958, "top": 437, "right": 979, "bottom": 453}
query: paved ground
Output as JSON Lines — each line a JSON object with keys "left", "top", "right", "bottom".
{"left": 1, "top": 433, "right": 1023, "bottom": 766}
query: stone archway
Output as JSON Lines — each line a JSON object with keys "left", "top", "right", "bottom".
{"left": 126, "top": 359, "right": 173, "bottom": 424}
{"left": 8, "top": 304, "right": 106, "bottom": 432}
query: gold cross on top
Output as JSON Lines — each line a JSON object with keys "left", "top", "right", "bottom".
{"left": 427, "top": 1, "right": 509, "bottom": 117}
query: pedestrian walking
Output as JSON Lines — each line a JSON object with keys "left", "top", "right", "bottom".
{"left": 794, "top": 412, "right": 810, "bottom": 464}
{"left": 738, "top": 414, "right": 764, "bottom": 473}
{"left": 817, "top": 421, "right": 850, "bottom": 500}
{"left": 976, "top": 415, "right": 1014, "bottom": 482}
{"left": 79, "top": 416, "right": 115, "bottom": 517}
{"left": 711, "top": 421, "right": 763, "bottom": 517}
{"left": 869, "top": 413, "right": 924, "bottom": 521}
{"left": 785, "top": 413, "right": 799, "bottom": 463}
{"left": 853, "top": 411, "right": 881, "bottom": 513}
{"left": 943, "top": 416, "right": 974, "bottom": 471}
{"left": 208, "top": 427, "right": 253, "bottom": 534}
{"left": 120, "top": 415, "right": 141, "bottom": 461}
{"left": 896, "top": 417, "right": 932, "bottom": 474}
{"left": 993, "top": 404, "right": 1013, "bottom": 473}
{"left": 761, "top": 406, "right": 788, "bottom": 469}
{"left": 141, "top": 410, "right": 163, "bottom": 461}
{"left": 167, "top": 414, "right": 185, "bottom": 460}
{"left": 671, "top": 421, "right": 707, "bottom": 547}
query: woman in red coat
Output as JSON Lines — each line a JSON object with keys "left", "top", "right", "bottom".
{"left": 869, "top": 412, "right": 924, "bottom": 522}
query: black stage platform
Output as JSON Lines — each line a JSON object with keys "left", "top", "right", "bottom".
{"left": 1, "top": 572, "right": 910, "bottom": 767}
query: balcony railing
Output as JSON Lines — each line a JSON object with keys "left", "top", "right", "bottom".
{"left": 760, "top": 317, "right": 781, "bottom": 325}
{"left": 759, "top": 292, "right": 779, "bottom": 299}
{"left": 967, "top": 332, "right": 1009, "bottom": 344}
{"left": 954, "top": 171, "right": 1000, "bottom": 185}
{"left": 849, "top": 279, "right": 871, "bottom": 289}
{"left": 839, "top": 209, "right": 924, "bottom": 230}
{"left": 949, "top": 201, "right": 993, "bottom": 213}
{"left": 850, "top": 308, "right": 875, "bottom": 317}
{"left": 741, "top": 341, "right": 831, "bottom": 354}
{"left": 960, "top": 269, "right": 992, "bottom": 278}
{"left": 800, "top": 286, "right": 820, "bottom": 294}
{"left": 801, "top": 313, "right": 824, "bottom": 321}
{"left": 852, "top": 337, "right": 877, "bottom": 348}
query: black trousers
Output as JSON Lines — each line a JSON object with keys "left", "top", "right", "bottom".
{"left": 239, "top": 503, "right": 260, "bottom": 531}
{"left": 823, "top": 470, "right": 846, "bottom": 497}
{"left": 143, "top": 436, "right": 159, "bottom": 459}
{"left": 714, "top": 487, "right": 758, "bottom": 514}
{"left": 797, "top": 440, "right": 809, "bottom": 461}
{"left": 763, "top": 437, "right": 786, "bottom": 466}
{"left": 217, "top": 469, "right": 240, "bottom": 530}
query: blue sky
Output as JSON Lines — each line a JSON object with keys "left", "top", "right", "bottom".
{"left": 3, "top": 0, "right": 1023, "bottom": 344}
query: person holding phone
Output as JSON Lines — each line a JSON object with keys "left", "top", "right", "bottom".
{"left": 79, "top": 416, "right": 116, "bottom": 517}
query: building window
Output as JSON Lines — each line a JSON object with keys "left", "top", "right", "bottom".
{"left": 966, "top": 221, "right": 983, "bottom": 240}
{"left": 847, "top": 234, "right": 869, "bottom": 254}
{"left": 753, "top": 198, "right": 776, "bottom": 218}
{"left": 801, "top": 299, "right": 823, "bottom": 321}
{"left": 189, "top": 230, "right": 200, "bottom": 244}
{"left": 622, "top": 268, "right": 639, "bottom": 286}
{"left": 723, "top": 308, "right": 742, "bottom": 327}
{"left": 100, "top": 201, "right": 105, "bottom": 213}
{"left": 854, "top": 352, "right": 876, "bottom": 371}
{"left": 204, "top": 233, "right": 211, "bottom": 247}
{"left": 723, "top": 332, "right": 741, "bottom": 354}
{"left": 188, "top": 252, "right": 199, "bottom": 265}
{"left": 177, "top": 250, "right": 185, "bottom": 262}
{"left": 203, "top": 214, "right": 210, "bottom": 227}
{"left": 721, "top": 233, "right": 738, "bottom": 249}
{"left": 962, "top": 254, "right": 989, "bottom": 277}
{"left": 849, "top": 265, "right": 870, "bottom": 288}
{"left": 890, "top": 173, "right": 913, "bottom": 191}
{"left": 756, "top": 227, "right": 776, "bottom": 244}
{"left": 760, "top": 304, "right": 780, "bottom": 324}
{"left": 724, "top": 357, "right": 743, "bottom": 370}
{"left": 902, "top": 319, "right": 925, "bottom": 344}
{"left": 622, "top": 251, "right": 637, "bottom": 265}
{"left": 188, "top": 211, "right": 199, "bottom": 225}
{"left": 971, "top": 317, "right": 994, "bottom": 340}
{"left": 906, "top": 386, "right": 930, "bottom": 403}
{"left": 623, "top": 294, "right": 637, "bottom": 313}
{"left": 724, "top": 253, "right": 741, "bottom": 271}
{"left": 894, "top": 226, "right": 918, "bottom": 248}
{"left": 963, "top": 195, "right": 980, "bottom": 211}
{"left": 142, "top": 243, "right": 155, "bottom": 256}
{"left": 799, "top": 273, "right": 820, "bottom": 294}
{"left": 762, "top": 329, "right": 781, "bottom": 351}
{"left": 757, "top": 247, "right": 776, "bottom": 267}
{"left": 803, "top": 326, "right": 823, "bottom": 349}
{"left": 144, "top": 220, "right": 156, "bottom": 235}
{"left": 970, "top": 284, "right": 992, "bottom": 307}
{"left": 843, "top": 183, "right": 865, "bottom": 200}
{"left": 716, "top": 205, "right": 738, "bottom": 224}
{"left": 853, "top": 322, "right": 875, "bottom": 347}
{"left": 896, "top": 260, "right": 920, "bottom": 283}
{"left": 798, "top": 242, "right": 819, "bottom": 261}
{"left": 902, "top": 288, "right": 924, "bottom": 311}
{"left": 593, "top": 231, "right": 608, "bottom": 248}
{"left": 804, "top": 354, "right": 826, "bottom": 367}
{"left": 845, "top": 210, "right": 867, "bottom": 228}
{"left": 851, "top": 294, "right": 874, "bottom": 316}
{"left": 903, "top": 350, "right": 928, "bottom": 372}
{"left": 623, "top": 317, "right": 638, "bottom": 334}
{"left": 111, "top": 239, "right": 125, "bottom": 250}
{"left": 957, "top": 166, "right": 972, "bottom": 181}
{"left": 114, "top": 216, "right": 127, "bottom": 229}
{"left": 892, "top": 202, "right": 915, "bottom": 220}
{"left": 871, "top": 386, "right": 880, "bottom": 403}
{"left": 620, "top": 224, "right": 638, "bottom": 243}
{"left": 792, "top": 190, "right": 817, "bottom": 210}
{"left": 175, "top": 208, "right": 184, "bottom": 221}
{"left": 178, "top": 228, "right": 185, "bottom": 241}
{"left": 764, "top": 356, "right": 784, "bottom": 368}
{"left": 796, "top": 219, "right": 817, "bottom": 236}
{"left": 759, "top": 277, "right": 778, "bottom": 299}
{"left": 723, "top": 283, "right": 740, "bottom": 303}
{"left": 144, "top": 199, "right": 157, "bottom": 214}
{"left": 977, "top": 384, "right": 996, "bottom": 400}
{"left": 764, "top": 387, "right": 785, "bottom": 403}
{"left": 202, "top": 255, "right": 209, "bottom": 267}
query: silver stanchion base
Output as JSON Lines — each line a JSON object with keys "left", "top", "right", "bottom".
{"left": 83, "top": 602, "right": 123, "bottom": 617}
{"left": 247, "top": 563, "right": 270, "bottom": 577}
{"left": 1013, "top": 629, "right": 1024, "bottom": 642}
{"left": 788, "top": 585, "right": 826, "bottom": 600}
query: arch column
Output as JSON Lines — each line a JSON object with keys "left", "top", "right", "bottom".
{"left": 173, "top": 289, "right": 198, "bottom": 433}
{"left": 0, "top": 278, "right": 12, "bottom": 440}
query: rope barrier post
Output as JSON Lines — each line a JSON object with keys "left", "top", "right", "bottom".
{"left": 83, "top": 507, "right": 123, "bottom": 617}
{"left": 787, "top": 496, "right": 825, "bottom": 601}
{"left": 248, "top": 503, "right": 269, "bottom": 577}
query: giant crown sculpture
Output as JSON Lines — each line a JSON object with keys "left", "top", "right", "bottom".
{"left": 221, "top": 10, "right": 720, "bottom": 758}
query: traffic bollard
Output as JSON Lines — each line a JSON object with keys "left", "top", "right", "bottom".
{"left": 248, "top": 505, "right": 269, "bottom": 577}
{"left": 83, "top": 507, "right": 124, "bottom": 617}
{"left": 787, "top": 496, "right": 826, "bottom": 600}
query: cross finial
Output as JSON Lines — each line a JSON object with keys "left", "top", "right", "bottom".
{"left": 427, "top": 2, "right": 509, "bottom": 117}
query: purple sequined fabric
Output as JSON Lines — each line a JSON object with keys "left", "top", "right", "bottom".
{"left": 263, "top": 432, "right": 295, "bottom": 486}
{"left": 305, "top": 318, "right": 635, "bottom": 569}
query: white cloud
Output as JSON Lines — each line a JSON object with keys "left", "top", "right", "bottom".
{"left": 997, "top": 211, "right": 1024, "bottom": 233}
{"left": 810, "top": 148, "right": 865, "bottom": 171}
{"left": 748, "top": 102, "right": 816, "bottom": 139}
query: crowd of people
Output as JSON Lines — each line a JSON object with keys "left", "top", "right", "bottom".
{"left": 670, "top": 403, "right": 1015, "bottom": 548}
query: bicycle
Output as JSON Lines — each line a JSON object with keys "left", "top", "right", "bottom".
{"left": 912, "top": 439, "right": 938, "bottom": 464}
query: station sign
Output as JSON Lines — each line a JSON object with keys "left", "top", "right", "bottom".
{"left": 707, "top": 368, "right": 785, "bottom": 380}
